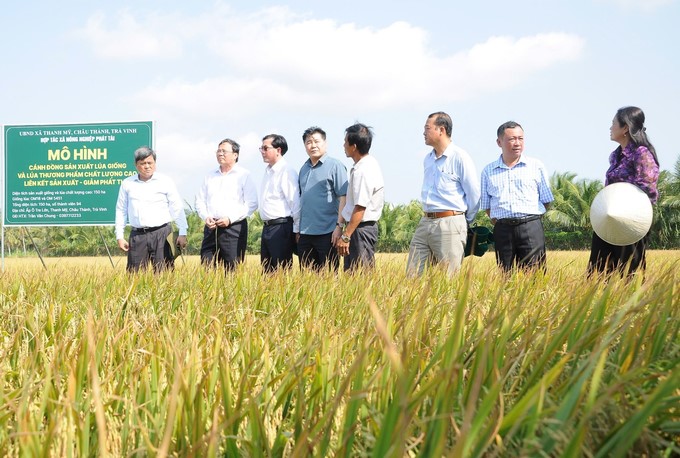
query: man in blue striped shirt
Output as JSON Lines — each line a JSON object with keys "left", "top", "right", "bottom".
{"left": 480, "top": 121, "right": 554, "bottom": 271}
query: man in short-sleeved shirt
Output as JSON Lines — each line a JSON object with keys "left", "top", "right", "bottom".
{"left": 336, "top": 123, "right": 384, "bottom": 271}
{"left": 298, "top": 126, "right": 348, "bottom": 271}
{"left": 480, "top": 121, "right": 554, "bottom": 271}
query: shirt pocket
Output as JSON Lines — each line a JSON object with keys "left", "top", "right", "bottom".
{"left": 437, "top": 168, "right": 459, "bottom": 194}
{"left": 130, "top": 192, "right": 166, "bottom": 220}
{"left": 488, "top": 178, "right": 511, "bottom": 207}
{"left": 511, "top": 176, "right": 537, "bottom": 199}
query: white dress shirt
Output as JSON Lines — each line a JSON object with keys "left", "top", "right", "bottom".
{"left": 114, "top": 172, "right": 188, "bottom": 239}
{"left": 195, "top": 165, "right": 258, "bottom": 223}
{"left": 259, "top": 158, "right": 301, "bottom": 232}
{"left": 341, "top": 154, "right": 385, "bottom": 223}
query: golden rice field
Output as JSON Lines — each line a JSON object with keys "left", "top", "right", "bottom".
{"left": 0, "top": 251, "right": 678, "bottom": 457}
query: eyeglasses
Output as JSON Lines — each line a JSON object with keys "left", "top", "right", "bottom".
{"left": 259, "top": 145, "right": 276, "bottom": 152}
{"left": 216, "top": 149, "right": 235, "bottom": 155}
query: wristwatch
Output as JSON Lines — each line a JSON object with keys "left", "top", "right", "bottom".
{"left": 340, "top": 233, "right": 350, "bottom": 243}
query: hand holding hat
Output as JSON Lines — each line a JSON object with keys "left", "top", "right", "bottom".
{"left": 590, "top": 182, "right": 653, "bottom": 246}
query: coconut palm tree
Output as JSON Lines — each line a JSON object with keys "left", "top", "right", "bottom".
{"left": 2, "top": 226, "right": 29, "bottom": 256}
{"left": 651, "top": 155, "right": 680, "bottom": 248}
{"left": 544, "top": 172, "right": 603, "bottom": 232}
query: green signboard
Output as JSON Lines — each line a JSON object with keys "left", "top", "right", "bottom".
{"left": 3, "top": 121, "right": 153, "bottom": 226}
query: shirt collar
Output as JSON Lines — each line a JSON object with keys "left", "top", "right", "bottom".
{"left": 216, "top": 164, "right": 240, "bottom": 175}
{"left": 352, "top": 154, "right": 369, "bottom": 168}
{"left": 493, "top": 154, "right": 527, "bottom": 169}
{"left": 134, "top": 173, "right": 158, "bottom": 182}
{"left": 430, "top": 143, "right": 456, "bottom": 159}
{"left": 268, "top": 157, "right": 287, "bottom": 173}
{"left": 306, "top": 153, "right": 328, "bottom": 167}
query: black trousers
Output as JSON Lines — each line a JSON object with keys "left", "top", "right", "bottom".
{"left": 127, "top": 223, "right": 173, "bottom": 272}
{"left": 344, "top": 222, "right": 378, "bottom": 271}
{"left": 493, "top": 218, "right": 546, "bottom": 271}
{"left": 298, "top": 232, "right": 339, "bottom": 271}
{"left": 260, "top": 218, "right": 295, "bottom": 273}
{"left": 200, "top": 219, "right": 248, "bottom": 270}
{"left": 588, "top": 231, "right": 647, "bottom": 277}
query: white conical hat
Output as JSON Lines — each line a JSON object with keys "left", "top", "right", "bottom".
{"left": 590, "top": 182, "right": 653, "bottom": 246}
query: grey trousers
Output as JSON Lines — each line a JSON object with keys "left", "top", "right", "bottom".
{"left": 344, "top": 221, "right": 378, "bottom": 271}
{"left": 406, "top": 215, "right": 467, "bottom": 276}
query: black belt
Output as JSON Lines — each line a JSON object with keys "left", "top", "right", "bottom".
{"left": 132, "top": 223, "right": 169, "bottom": 233}
{"left": 357, "top": 221, "right": 376, "bottom": 228}
{"left": 263, "top": 216, "right": 293, "bottom": 226}
{"left": 497, "top": 215, "right": 541, "bottom": 226}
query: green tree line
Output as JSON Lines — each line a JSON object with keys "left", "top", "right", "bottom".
{"left": 4, "top": 157, "right": 679, "bottom": 257}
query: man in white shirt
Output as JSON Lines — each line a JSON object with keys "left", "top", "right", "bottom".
{"left": 335, "top": 123, "right": 384, "bottom": 271}
{"left": 259, "top": 134, "right": 301, "bottom": 272}
{"left": 195, "top": 138, "right": 258, "bottom": 270}
{"left": 115, "top": 146, "right": 188, "bottom": 272}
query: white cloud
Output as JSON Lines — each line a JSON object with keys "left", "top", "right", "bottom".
{"left": 73, "top": 9, "right": 186, "bottom": 59}
{"left": 449, "top": 34, "right": 585, "bottom": 96}
{"left": 102, "top": 5, "right": 584, "bottom": 120}
{"left": 131, "top": 77, "right": 301, "bottom": 122}
{"left": 75, "top": 5, "right": 585, "bottom": 115}
{"left": 207, "top": 11, "right": 431, "bottom": 92}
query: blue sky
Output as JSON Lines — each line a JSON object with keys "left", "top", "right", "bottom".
{"left": 1, "top": 0, "right": 678, "bottom": 206}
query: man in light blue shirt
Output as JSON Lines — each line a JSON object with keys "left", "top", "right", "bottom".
{"left": 480, "top": 121, "right": 554, "bottom": 271}
{"left": 407, "top": 112, "right": 481, "bottom": 276}
{"left": 298, "top": 126, "right": 348, "bottom": 271}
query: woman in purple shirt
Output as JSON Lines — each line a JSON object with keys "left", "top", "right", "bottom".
{"left": 588, "top": 106, "right": 660, "bottom": 276}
